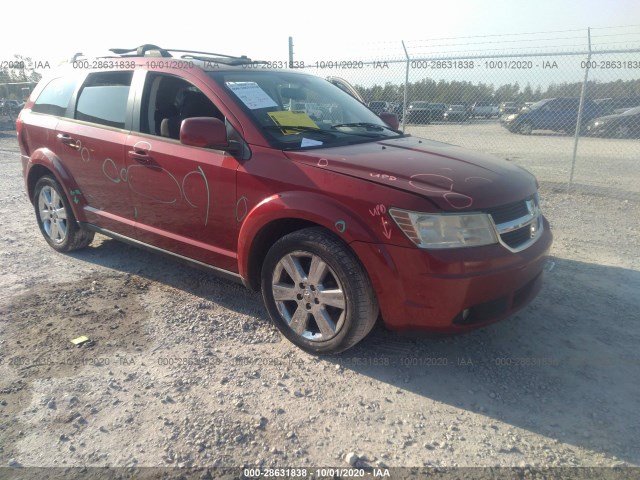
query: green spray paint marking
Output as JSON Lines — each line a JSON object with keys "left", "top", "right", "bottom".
{"left": 335, "top": 220, "right": 346, "bottom": 233}
{"left": 70, "top": 189, "right": 81, "bottom": 204}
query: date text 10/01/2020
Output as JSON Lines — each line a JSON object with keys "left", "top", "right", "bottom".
{"left": 243, "top": 468, "right": 392, "bottom": 478}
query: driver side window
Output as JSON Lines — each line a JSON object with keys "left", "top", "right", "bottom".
{"left": 139, "top": 73, "right": 224, "bottom": 140}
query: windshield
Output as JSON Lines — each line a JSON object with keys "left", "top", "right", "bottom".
{"left": 529, "top": 99, "right": 552, "bottom": 110}
{"left": 209, "top": 70, "right": 402, "bottom": 150}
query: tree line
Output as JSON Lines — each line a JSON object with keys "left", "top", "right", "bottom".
{"left": 1, "top": 55, "right": 42, "bottom": 100}
{"left": 357, "top": 78, "right": 640, "bottom": 105}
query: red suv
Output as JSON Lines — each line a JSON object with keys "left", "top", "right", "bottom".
{"left": 17, "top": 45, "right": 552, "bottom": 354}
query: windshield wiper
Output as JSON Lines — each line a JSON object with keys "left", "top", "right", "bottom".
{"left": 330, "top": 122, "right": 402, "bottom": 138}
{"left": 332, "top": 122, "right": 397, "bottom": 132}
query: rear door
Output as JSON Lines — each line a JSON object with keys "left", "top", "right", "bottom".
{"left": 124, "top": 71, "right": 240, "bottom": 272}
{"left": 55, "top": 70, "right": 136, "bottom": 236}
{"left": 541, "top": 98, "right": 578, "bottom": 131}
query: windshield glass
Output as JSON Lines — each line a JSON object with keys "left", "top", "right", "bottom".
{"left": 529, "top": 99, "right": 552, "bottom": 110}
{"left": 209, "top": 70, "right": 402, "bottom": 150}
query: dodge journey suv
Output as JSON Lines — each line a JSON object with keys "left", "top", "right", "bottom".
{"left": 18, "top": 45, "right": 552, "bottom": 354}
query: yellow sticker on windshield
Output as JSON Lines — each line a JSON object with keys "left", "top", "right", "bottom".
{"left": 267, "top": 111, "right": 318, "bottom": 134}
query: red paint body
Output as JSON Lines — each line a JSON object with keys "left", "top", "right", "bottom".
{"left": 17, "top": 59, "right": 551, "bottom": 333}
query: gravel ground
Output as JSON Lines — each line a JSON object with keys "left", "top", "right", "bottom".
{"left": 0, "top": 122, "right": 639, "bottom": 474}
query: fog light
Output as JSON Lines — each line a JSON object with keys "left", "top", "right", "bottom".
{"left": 461, "top": 309, "right": 470, "bottom": 321}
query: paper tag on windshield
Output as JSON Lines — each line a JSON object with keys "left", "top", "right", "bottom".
{"left": 301, "top": 138, "right": 323, "bottom": 147}
{"left": 268, "top": 111, "right": 318, "bottom": 134}
{"left": 226, "top": 82, "right": 277, "bottom": 109}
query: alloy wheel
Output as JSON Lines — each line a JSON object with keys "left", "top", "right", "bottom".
{"left": 38, "top": 185, "right": 68, "bottom": 244}
{"left": 271, "top": 250, "right": 346, "bottom": 342}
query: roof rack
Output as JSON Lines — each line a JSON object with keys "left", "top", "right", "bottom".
{"left": 107, "top": 44, "right": 256, "bottom": 65}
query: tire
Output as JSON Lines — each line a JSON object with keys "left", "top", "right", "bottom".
{"left": 261, "top": 227, "right": 379, "bottom": 354}
{"left": 34, "top": 175, "right": 94, "bottom": 252}
{"left": 518, "top": 122, "right": 533, "bottom": 135}
{"left": 613, "top": 125, "right": 630, "bottom": 139}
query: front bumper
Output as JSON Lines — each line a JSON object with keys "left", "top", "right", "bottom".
{"left": 351, "top": 216, "right": 552, "bottom": 332}
{"left": 585, "top": 123, "right": 610, "bottom": 136}
{"left": 500, "top": 118, "right": 517, "bottom": 129}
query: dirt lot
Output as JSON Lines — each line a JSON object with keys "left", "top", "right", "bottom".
{"left": 1, "top": 121, "right": 639, "bottom": 475}
{"left": 407, "top": 118, "right": 640, "bottom": 197}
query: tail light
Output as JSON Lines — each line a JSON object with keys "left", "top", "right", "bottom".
{"left": 15, "top": 113, "right": 28, "bottom": 156}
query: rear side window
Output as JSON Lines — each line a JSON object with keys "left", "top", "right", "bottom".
{"left": 75, "top": 71, "right": 133, "bottom": 129}
{"left": 32, "top": 77, "right": 77, "bottom": 116}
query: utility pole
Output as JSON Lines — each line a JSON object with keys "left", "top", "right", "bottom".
{"left": 288, "top": 37, "right": 294, "bottom": 68}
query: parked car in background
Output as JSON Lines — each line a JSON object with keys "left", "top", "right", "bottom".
{"left": 443, "top": 104, "right": 468, "bottom": 122}
{"left": 586, "top": 105, "right": 640, "bottom": 138}
{"left": 17, "top": 44, "right": 551, "bottom": 354}
{"left": 393, "top": 102, "right": 404, "bottom": 121}
{"left": 501, "top": 97, "right": 603, "bottom": 135}
{"left": 326, "top": 76, "right": 365, "bottom": 104}
{"left": 471, "top": 101, "right": 499, "bottom": 118}
{"left": 406, "top": 101, "right": 432, "bottom": 123}
{"left": 405, "top": 102, "right": 447, "bottom": 123}
{"left": 594, "top": 97, "right": 640, "bottom": 115}
{"left": 368, "top": 101, "right": 393, "bottom": 115}
{"left": 499, "top": 102, "right": 520, "bottom": 115}
{"left": 428, "top": 103, "right": 447, "bottom": 121}
{"left": 521, "top": 102, "right": 535, "bottom": 110}
{"left": 1, "top": 99, "right": 24, "bottom": 114}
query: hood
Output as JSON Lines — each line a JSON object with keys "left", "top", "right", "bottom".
{"left": 590, "top": 113, "right": 623, "bottom": 124}
{"left": 284, "top": 136, "right": 538, "bottom": 210}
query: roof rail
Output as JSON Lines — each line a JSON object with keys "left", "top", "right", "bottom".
{"left": 108, "top": 45, "right": 253, "bottom": 64}
{"left": 109, "top": 44, "right": 171, "bottom": 57}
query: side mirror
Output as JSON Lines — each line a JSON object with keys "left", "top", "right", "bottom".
{"left": 180, "top": 117, "right": 228, "bottom": 149}
{"left": 379, "top": 112, "right": 400, "bottom": 130}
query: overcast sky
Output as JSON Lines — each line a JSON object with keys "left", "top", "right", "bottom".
{"left": 3, "top": 0, "right": 638, "bottom": 65}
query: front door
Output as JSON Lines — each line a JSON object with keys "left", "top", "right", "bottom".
{"left": 125, "top": 72, "right": 239, "bottom": 272}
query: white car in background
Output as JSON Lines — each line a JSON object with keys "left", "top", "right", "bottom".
{"left": 471, "top": 101, "right": 499, "bottom": 118}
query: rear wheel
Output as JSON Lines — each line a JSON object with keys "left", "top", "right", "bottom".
{"left": 261, "top": 228, "right": 378, "bottom": 354}
{"left": 34, "top": 176, "right": 94, "bottom": 252}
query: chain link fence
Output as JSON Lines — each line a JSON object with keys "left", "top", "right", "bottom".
{"left": 294, "top": 27, "right": 640, "bottom": 199}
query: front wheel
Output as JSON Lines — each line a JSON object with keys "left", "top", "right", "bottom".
{"left": 34, "top": 175, "right": 94, "bottom": 252}
{"left": 518, "top": 121, "right": 533, "bottom": 135}
{"left": 261, "top": 228, "right": 378, "bottom": 354}
{"left": 613, "top": 125, "right": 630, "bottom": 139}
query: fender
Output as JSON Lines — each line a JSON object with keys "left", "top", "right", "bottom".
{"left": 237, "top": 190, "right": 387, "bottom": 280}
{"left": 26, "top": 148, "right": 87, "bottom": 222}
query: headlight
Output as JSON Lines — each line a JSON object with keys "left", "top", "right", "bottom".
{"left": 506, "top": 114, "right": 517, "bottom": 121}
{"left": 389, "top": 209, "right": 498, "bottom": 249}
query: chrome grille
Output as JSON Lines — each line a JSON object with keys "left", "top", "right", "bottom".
{"left": 484, "top": 200, "right": 530, "bottom": 224}
{"left": 486, "top": 194, "right": 543, "bottom": 253}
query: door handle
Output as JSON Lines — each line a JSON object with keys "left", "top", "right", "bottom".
{"left": 128, "top": 150, "right": 151, "bottom": 163}
{"left": 57, "top": 133, "right": 80, "bottom": 150}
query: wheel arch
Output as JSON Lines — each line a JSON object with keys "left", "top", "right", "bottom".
{"left": 26, "top": 148, "right": 85, "bottom": 221}
{"left": 238, "top": 191, "right": 380, "bottom": 291}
